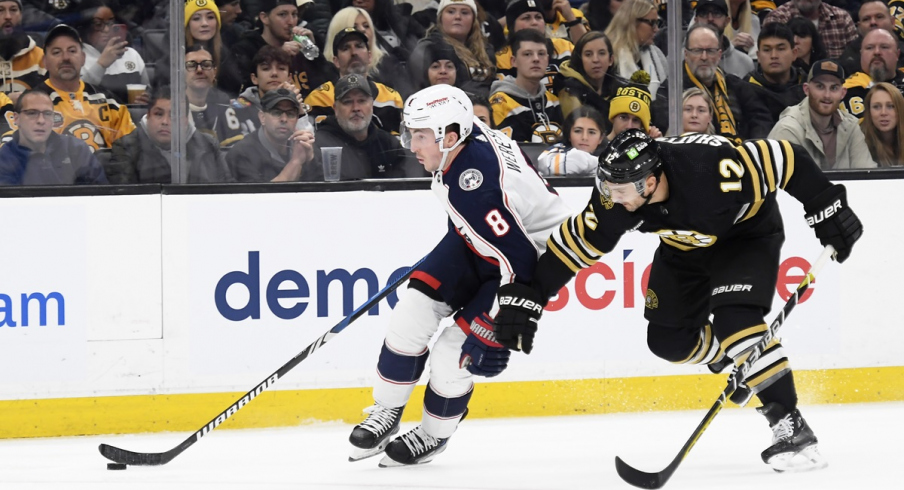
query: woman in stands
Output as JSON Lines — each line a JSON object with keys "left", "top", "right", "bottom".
{"left": 726, "top": 0, "right": 761, "bottom": 59}
{"left": 78, "top": 0, "right": 149, "bottom": 105}
{"left": 536, "top": 105, "right": 607, "bottom": 176}
{"left": 604, "top": 0, "right": 666, "bottom": 99}
{"left": 553, "top": 31, "right": 621, "bottom": 120}
{"left": 682, "top": 87, "right": 716, "bottom": 135}
{"left": 787, "top": 16, "right": 826, "bottom": 74}
{"left": 861, "top": 82, "right": 904, "bottom": 167}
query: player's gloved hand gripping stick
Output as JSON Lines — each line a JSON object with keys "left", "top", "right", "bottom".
{"left": 98, "top": 256, "right": 427, "bottom": 467}
{"left": 614, "top": 245, "right": 837, "bottom": 489}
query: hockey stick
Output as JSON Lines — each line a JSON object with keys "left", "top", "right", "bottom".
{"left": 99, "top": 256, "right": 427, "bottom": 466}
{"left": 614, "top": 245, "right": 835, "bottom": 489}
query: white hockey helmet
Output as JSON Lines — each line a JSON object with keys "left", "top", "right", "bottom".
{"left": 401, "top": 85, "right": 474, "bottom": 156}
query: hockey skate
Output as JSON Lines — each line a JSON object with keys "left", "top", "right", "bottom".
{"left": 757, "top": 403, "right": 828, "bottom": 473}
{"left": 348, "top": 404, "right": 404, "bottom": 462}
{"left": 378, "top": 408, "right": 468, "bottom": 467}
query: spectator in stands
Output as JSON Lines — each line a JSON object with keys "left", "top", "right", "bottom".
{"left": 606, "top": 76, "right": 661, "bottom": 142}
{"left": 305, "top": 73, "right": 412, "bottom": 180}
{"left": 106, "top": 86, "right": 233, "bottom": 183}
{"left": 786, "top": 15, "right": 827, "bottom": 74}
{"left": 305, "top": 26, "right": 403, "bottom": 132}
{"left": 325, "top": 7, "right": 415, "bottom": 99}
{"left": 184, "top": 0, "right": 243, "bottom": 97}
{"left": 227, "top": 87, "right": 316, "bottom": 182}
{"left": 682, "top": 87, "right": 716, "bottom": 134}
{"left": 0, "top": 89, "right": 107, "bottom": 185}
{"left": 537, "top": 0, "right": 590, "bottom": 42}
{"left": 233, "top": 0, "right": 329, "bottom": 99}
{"left": 584, "top": 0, "right": 621, "bottom": 32}
{"left": 861, "top": 81, "right": 904, "bottom": 166}
{"left": 745, "top": 22, "right": 806, "bottom": 122}
{"left": 763, "top": 0, "right": 857, "bottom": 59}
{"left": 553, "top": 31, "right": 620, "bottom": 120}
{"left": 0, "top": 91, "right": 12, "bottom": 137}
{"left": 495, "top": 0, "right": 574, "bottom": 94}
{"left": 605, "top": 0, "right": 667, "bottom": 100}
{"left": 0, "top": 0, "right": 45, "bottom": 94}
{"left": 692, "top": 0, "right": 755, "bottom": 78}
{"left": 219, "top": 0, "right": 250, "bottom": 47}
{"left": 411, "top": 38, "right": 467, "bottom": 91}
{"left": 726, "top": 0, "right": 760, "bottom": 59}
{"left": 839, "top": 0, "right": 904, "bottom": 78}
{"left": 769, "top": 59, "right": 876, "bottom": 169}
{"left": 411, "top": 0, "right": 506, "bottom": 51}
{"left": 35, "top": 24, "right": 134, "bottom": 151}
{"left": 232, "top": 45, "right": 303, "bottom": 134}
{"left": 841, "top": 28, "right": 904, "bottom": 120}
{"left": 185, "top": 44, "right": 244, "bottom": 147}
{"left": 77, "top": 0, "right": 148, "bottom": 105}
{"left": 468, "top": 91, "right": 493, "bottom": 128}
{"left": 340, "top": 0, "right": 424, "bottom": 82}
{"left": 490, "top": 29, "right": 564, "bottom": 144}
{"left": 651, "top": 23, "right": 772, "bottom": 141}
{"left": 536, "top": 104, "right": 606, "bottom": 176}
{"left": 420, "top": 0, "right": 495, "bottom": 93}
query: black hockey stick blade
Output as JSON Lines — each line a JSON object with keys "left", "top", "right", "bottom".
{"left": 99, "top": 255, "right": 427, "bottom": 466}
{"left": 613, "top": 246, "right": 835, "bottom": 488}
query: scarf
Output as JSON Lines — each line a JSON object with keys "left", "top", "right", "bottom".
{"left": 615, "top": 45, "right": 666, "bottom": 100}
{"left": 685, "top": 63, "right": 739, "bottom": 143}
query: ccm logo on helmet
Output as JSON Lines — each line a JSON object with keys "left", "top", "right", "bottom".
{"left": 498, "top": 295, "right": 543, "bottom": 313}
{"left": 806, "top": 200, "right": 843, "bottom": 226}
{"left": 712, "top": 284, "right": 752, "bottom": 295}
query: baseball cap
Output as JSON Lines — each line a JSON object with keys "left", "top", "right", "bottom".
{"left": 332, "top": 27, "right": 369, "bottom": 54}
{"left": 335, "top": 74, "right": 374, "bottom": 100}
{"left": 808, "top": 59, "right": 845, "bottom": 83}
{"left": 261, "top": 88, "right": 301, "bottom": 111}
{"left": 695, "top": 0, "right": 729, "bottom": 15}
{"left": 259, "top": 0, "right": 297, "bottom": 13}
{"left": 44, "top": 24, "right": 82, "bottom": 49}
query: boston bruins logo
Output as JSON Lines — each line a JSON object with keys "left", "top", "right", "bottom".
{"left": 629, "top": 101, "right": 641, "bottom": 113}
{"left": 531, "top": 122, "right": 563, "bottom": 145}
{"left": 598, "top": 182, "right": 615, "bottom": 209}
{"left": 657, "top": 229, "right": 717, "bottom": 248}
{"left": 65, "top": 122, "right": 105, "bottom": 151}
{"left": 644, "top": 289, "right": 659, "bottom": 309}
{"left": 125, "top": 61, "right": 136, "bottom": 71}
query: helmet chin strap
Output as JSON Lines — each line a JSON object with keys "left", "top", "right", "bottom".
{"left": 639, "top": 174, "right": 660, "bottom": 207}
{"left": 438, "top": 149, "right": 453, "bottom": 172}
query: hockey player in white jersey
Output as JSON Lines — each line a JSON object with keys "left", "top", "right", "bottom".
{"left": 348, "top": 85, "right": 572, "bottom": 467}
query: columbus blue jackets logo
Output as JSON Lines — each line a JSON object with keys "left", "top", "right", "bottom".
{"left": 459, "top": 169, "right": 483, "bottom": 191}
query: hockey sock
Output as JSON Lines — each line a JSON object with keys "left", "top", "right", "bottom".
{"left": 755, "top": 371, "right": 798, "bottom": 412}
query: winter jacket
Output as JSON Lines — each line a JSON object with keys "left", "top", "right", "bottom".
{"left": 552, "top": 59, "right": 623, "bottom": 120}
{"left": 0, "top": 33, "right": 45, "bottom": 93}
{"left": 745, "top": 65, "right": 807, "bottom": 123}
{"left": 489, "top": 76, "right": 564, "bottom": 144}
{"left": 768, "top": 98, "right": 877, "bottom": 170}
{"left": 0, "top": 131, "right": 107, "bottom": 185}
{"left": 106, "top": 116, "right": 234, "bottom": 184}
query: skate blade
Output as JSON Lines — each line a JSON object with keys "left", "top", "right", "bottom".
{"left": 377, "top": 445, "right": 446, "bottom": 468}
{"left": 348, "top": 443, "right": 390, "bottom": 462}
{"left": 768, "top": 444, "right": 828, "bottom": 473}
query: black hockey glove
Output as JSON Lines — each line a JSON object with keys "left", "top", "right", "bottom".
{"left": 804, "top": 184, "right": 863, "bottom": 263}
{"left": 459, "top": 323, "right": 510, "bottom": 377}
{"left": 493, "top": 283, "right": 544, "bottom": 354}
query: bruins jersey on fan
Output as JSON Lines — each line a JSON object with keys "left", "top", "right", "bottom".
{"left": 534, "top": 134, "right": 833, "bottom": 298}
{"left": 303, "top": 79, "right": 403, "bottom": 133}
{"left": 840, "top": 69, "right": 904, "bottom": 119}
{"left": 490, "top": 87, "right": 564, "bottom": 144}
{"left": 19, "top": 80, "right": 135, "bottom": 151}
{"left": 495, "top": 37, "right": 573, "bottom": 93}
{"left": 0, "top": 39, "right": 45, "bottom": 93}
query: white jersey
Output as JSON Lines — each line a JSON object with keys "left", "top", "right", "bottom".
{"left": 430, "top": 119, "right": 573, "bottom": 285}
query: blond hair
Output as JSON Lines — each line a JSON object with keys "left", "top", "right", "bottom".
{"left": 431, "top": 3, "right": 494, "bottom": 81}
{"left": 682, "top": 87, "right": 716, "bottom": 135}
{"left": 604, "top": 0, "right": 658, "bottom": 64}
{"left": 724, "top": 0, "right": 753, "bottom": 42}
{"left": 861, "top": 82, "right": 904, "bottom": 167}
{"left": 325, "top": 7, "right": 384, "bottom": 77}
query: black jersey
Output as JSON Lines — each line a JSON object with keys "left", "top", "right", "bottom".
{"left": 534, "top": 133, "right": 834, "bottom": 298}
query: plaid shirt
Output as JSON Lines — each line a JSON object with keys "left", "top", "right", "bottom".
{"left": 764, "top": 2, "right": 858, "bottom": 59}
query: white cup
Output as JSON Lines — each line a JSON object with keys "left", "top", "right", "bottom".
{"left": 321, "top": 147, "right": 342, "bottom": 182}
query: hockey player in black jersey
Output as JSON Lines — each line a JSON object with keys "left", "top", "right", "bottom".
{"left": 493, "top": 129, "right": 863, "bottom": 472}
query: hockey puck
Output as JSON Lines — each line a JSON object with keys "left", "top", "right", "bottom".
{"left": 106, "top": 463, "right": 127, "bottom": 470}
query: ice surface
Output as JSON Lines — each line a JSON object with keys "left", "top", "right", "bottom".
{"left": 0, "top": 402, "right": 898, "bottom": 489}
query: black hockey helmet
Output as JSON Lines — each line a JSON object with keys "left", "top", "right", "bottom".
{"left": 597, "top": 129, "right": 662, "bottom": 184}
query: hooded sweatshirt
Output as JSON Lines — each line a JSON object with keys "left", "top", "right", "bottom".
{"left": 0, "top": 33, "right": 46, "bottom": 93}
{"left": 489, "top": 75, "right": 564, "bottom": 144}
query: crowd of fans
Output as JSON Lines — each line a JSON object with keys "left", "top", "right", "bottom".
{"left": 0, "top": 0, "right": 902, "bottom": 185}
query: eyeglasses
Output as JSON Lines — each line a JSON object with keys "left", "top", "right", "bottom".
{"left": 91, "top": 19, "right": 116, "bottom": 31}
{"left": 266, "top": 108, "right": 300, "bottom": 119}
{"left": 19, "top": 109, "right": 55, "bottom": 120}
{"left": 185, "top": 60, "right": 215, "bottom": 70}
{"left": 636, "top": 18, "right": 663, "bottom": 29}
{"left": 696, "top": 10, "right": 727, "bottom": 20}
{"left": 686, "top": 47, "right": 722, "bottom": 57}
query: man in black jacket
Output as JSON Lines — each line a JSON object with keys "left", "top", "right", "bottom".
{"left": 304, "top": 74, "right": 421, "bottom": 180}
{"left": 651, "top": 24, "right": 773, "bottom": 142}
{"left": 745, "top": 23, "right": 807, "bottom": 123}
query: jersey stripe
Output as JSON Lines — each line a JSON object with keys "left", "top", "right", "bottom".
{"left": 756, "top": 139, "right": 777, "bottom": 193}
{"left": 780, "top": 140, "right": 795, "bottom": 188}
